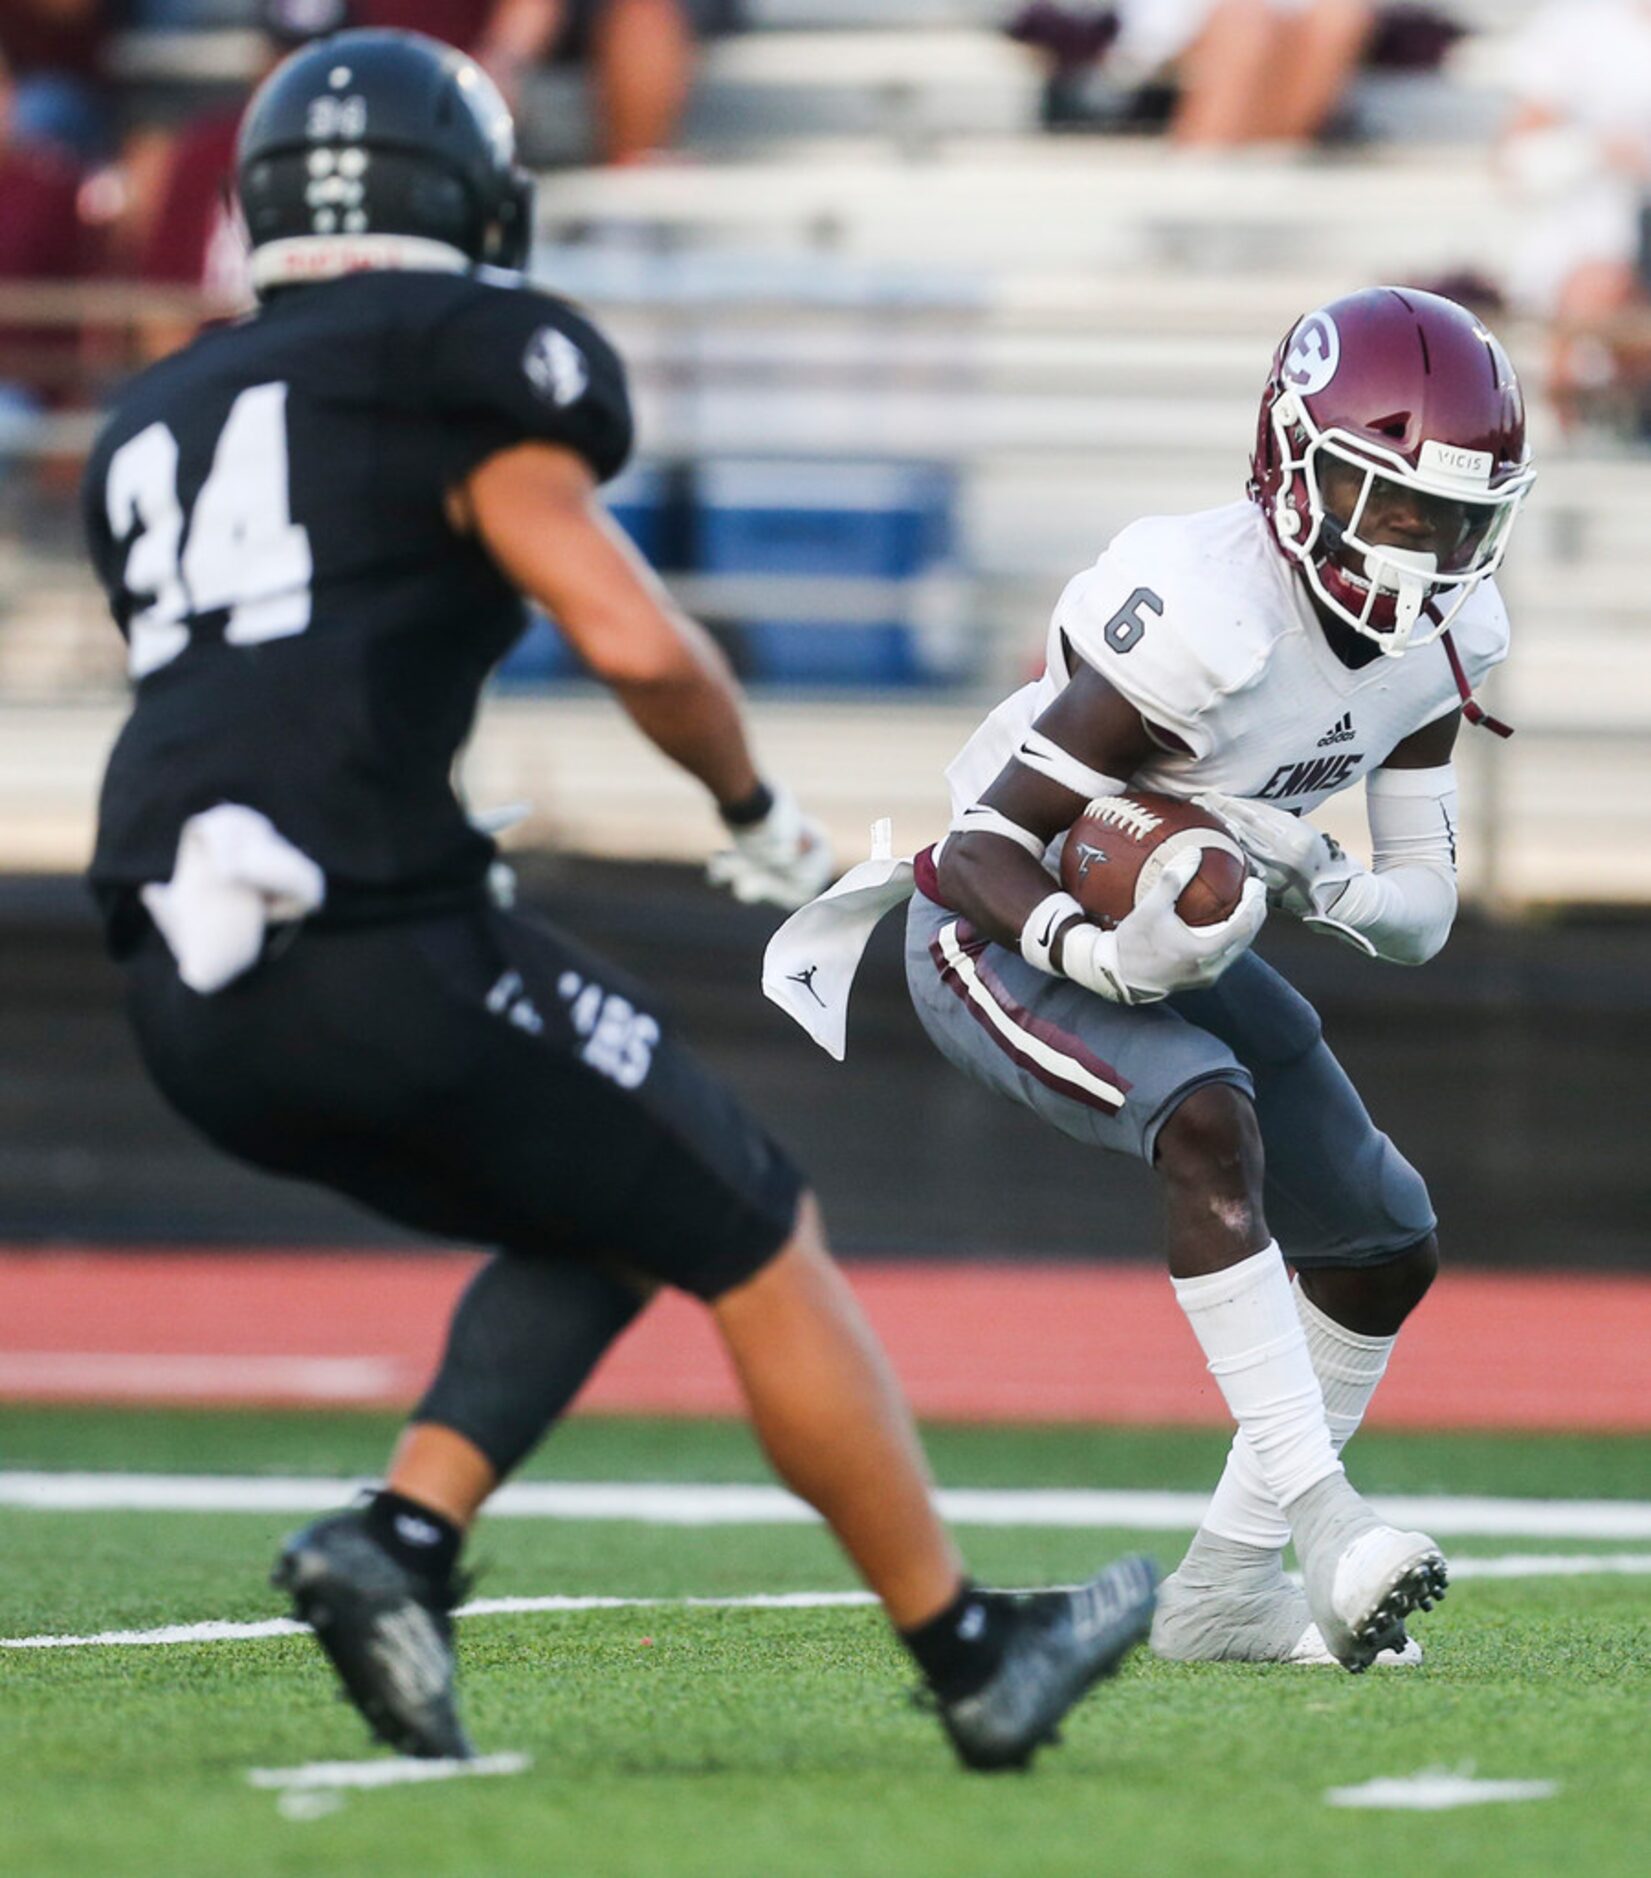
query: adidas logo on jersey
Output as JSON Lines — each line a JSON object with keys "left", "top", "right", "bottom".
{"left": 1317, "top": 713, "right": 1356, "bottom": 748}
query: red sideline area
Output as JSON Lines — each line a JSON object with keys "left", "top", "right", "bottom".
{"left": 0, "top": 1250, "right": 1647, "bottom": 1431}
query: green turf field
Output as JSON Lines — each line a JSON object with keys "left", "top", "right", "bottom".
{"left": 2, "top": 1410, "right": 1647, "bottom": 1877}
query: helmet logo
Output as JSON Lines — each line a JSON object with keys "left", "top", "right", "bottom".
{"left": 1283, "top": 312, "right": 1340, "bottom": 396}
{"left": 523, "top": 328, "right": 589, "bottom": 408}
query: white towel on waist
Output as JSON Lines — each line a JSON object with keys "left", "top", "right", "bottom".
{"left": 761, "top": 819, "right": 916, "bottom": 1060}
{"left": 141, "top": 805, "right": 325, "bottom": 994}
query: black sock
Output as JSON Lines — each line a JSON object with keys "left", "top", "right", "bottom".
{"left": 362, "top": 1488, "right": 462, "bottom": 1589}
{"left": 899, "top": 1581, "right": 1013, "bottom": 1701}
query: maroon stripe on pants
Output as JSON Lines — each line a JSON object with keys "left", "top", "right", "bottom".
{"left": 929, "top": 920, "right": 1130, "bottom": 1116}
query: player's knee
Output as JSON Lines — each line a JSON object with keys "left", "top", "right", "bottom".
{"left": 1360, "top": 1231, "right": 1439, "bottom": 1324}
{"left": 1300, "top": 1232, "right": 1439, "bottom": 1335}
{"left": 785, "top": 1188, "right": 828, "bottom": 1257}
{"left": 1155, "top": 1082, "right": 1264, "bottom": 1197}
{"left": 714, "top": 1189, "right": 828, "bottom": 1304}
{"left": 1386, "top": 1231, "right": 1440, "bottom": 1314}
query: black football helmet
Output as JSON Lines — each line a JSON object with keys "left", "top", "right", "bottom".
{"left": 237, "top": 28, "right": 535, "bottom": 294}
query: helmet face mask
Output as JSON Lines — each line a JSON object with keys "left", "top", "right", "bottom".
{"left": 1269, "top": 391, "right": 1529, "bottom": 654}
{"left": 237, "top": 28, "right": 538, "bottom": 293}
{"left": 1253, "top": 288, "right": 1536, "bottom": 656}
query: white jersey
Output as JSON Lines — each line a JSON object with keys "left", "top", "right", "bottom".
{"left": 945, "top": 500, "right": 1509, "bottom": 821}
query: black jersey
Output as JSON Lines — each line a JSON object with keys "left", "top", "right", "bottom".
{"left": 83, "top": 266, "right": 631, "bottom": 914}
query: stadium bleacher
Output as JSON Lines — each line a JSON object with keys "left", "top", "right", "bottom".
{"left": 3, "top": 0, "right": 1648, "bottom": 905}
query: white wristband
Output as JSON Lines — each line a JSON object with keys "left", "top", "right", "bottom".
{"left": 1020, "top": 890, "right": 1086, "bottom": 975}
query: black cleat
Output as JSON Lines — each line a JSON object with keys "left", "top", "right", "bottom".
{"left": 272, "top": 1507, "right": 474, "bottom": 1760}
{"left": 935, "top": 1554, "right": 1160, "bottom": 1773}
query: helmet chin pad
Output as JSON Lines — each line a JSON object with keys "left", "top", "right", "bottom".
{"left": 1317, "top": 549, "right": 1435, "bottom": 651}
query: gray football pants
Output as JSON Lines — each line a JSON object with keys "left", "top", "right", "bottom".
{"left": 905, "top": 892, "right": 1435, "bottom": 1268}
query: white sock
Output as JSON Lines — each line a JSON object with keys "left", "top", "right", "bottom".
{"left": 1201, "top": 1276, "right": 1399, "bottom": 1551}
{"left": 1170, "top": 1244, "right": 1342, "bottom": 1521}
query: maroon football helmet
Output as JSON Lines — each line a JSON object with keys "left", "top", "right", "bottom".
{"left": 1250, "top": 287, "right": 1535, "bottom": 654}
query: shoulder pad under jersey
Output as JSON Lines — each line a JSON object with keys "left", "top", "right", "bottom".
{"left": 1443, "top": 577, "right": 1512, "bottom": 682}
{"left": 1053, "top": 509, "right": 1284, "bottom": 758}
{"left": 415, "top": 272, "right": 633, "bottom": 484}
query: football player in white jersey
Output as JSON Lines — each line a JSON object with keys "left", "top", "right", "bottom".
{"left": 769, "top": 286, "right": 1535, "bottom": 1671}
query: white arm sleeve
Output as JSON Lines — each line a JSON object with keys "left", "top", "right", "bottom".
{"left": 1322, "top": 766, "right": 1459, "bottom": 966}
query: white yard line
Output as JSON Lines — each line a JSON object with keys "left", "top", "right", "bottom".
{"left": 5, "top": 1616, "right": 311, "bottom": 1649}
{"left": 1, "top": 1591, "right": 878, "bottom": 1651}
{"left": 5, "top": 1562, "right": 1649, "bottom": 1653}
{"left": 5, "top": 1472, "right": 1651, "bottom": 1540}
{"left": 248, "top": 1753, "right": 530, "bottom": 1791}
{"left": 1447, "top": 1551, "right": 1651, "bottom": 1580}
{"left": 1325, "top": 1773, "right": 1560, "bottom": 1811}
{"left": 0, "top": 1355, "right": 402, "bottom": 1400}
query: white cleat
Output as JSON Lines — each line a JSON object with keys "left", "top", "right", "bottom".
{"left": 1151, "top": 1530, "right": 1424, "bottom": 1667}
{"left": 1287, "top": 1622, "right": 1423, "bottom": 1668}
{"left": 1288, "top": 1474, "right": 1447, "bottom": 1673}
{"left": 1151, "top": 1531, "right": 1313, "bottom": 1664}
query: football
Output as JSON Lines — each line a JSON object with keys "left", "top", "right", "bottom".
{"left": 1059, "top": 791, "right": 1248, "bottom": 929}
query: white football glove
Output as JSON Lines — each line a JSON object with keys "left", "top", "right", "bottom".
{"left": 1194, "top": 791, "right": 1377, "bottom": 957}
{"left": 706, "top": 783, "right": 835, "bottom": 911}
{"left": 1059, "top": 846, "right": 1268, "bottom": 1004}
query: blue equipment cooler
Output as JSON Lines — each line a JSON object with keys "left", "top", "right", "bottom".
{"left": 692, "top": 459, "right": 958, "bottom": 686}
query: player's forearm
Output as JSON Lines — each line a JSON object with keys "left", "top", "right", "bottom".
{"left": 1323, "top": 863, "right": 1457, "bottom": 966}
{"left": 466, "top": 446, "right": 761, "bottom": 805}
{"left": 935, "top": 836, "right": 1066, "bottom": 954}
{"left": 608, "top": 640, "right": 762, "bottom": 812}
{"left": 1329, "top": 765, "right": 1460, "bottom": 965}
{"left": 936, "top": 666, "right": 1147, "bottom": 958}
{"left": 557, "top": 578, "right": 763, "bottom": 803}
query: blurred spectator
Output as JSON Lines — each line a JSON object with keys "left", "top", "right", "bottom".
{"left": 135, "top": 0, "right": 351, "bottom": 360}
{"left": 0, "top": 0, "right": 111, "bottom": 159}
{"left": 355, "top": 0, "right": 732, "bottom": 165}
{"left": 1013, "top": 0, "right": 1375, "bottom": 146}
{"left": 1163, "top": 0, "right": 1374, "bottom": 145}
{"left": 1501, "top": 0, "right": 1651, "bottom": 426}
{"left": 0, "top": 50, "right": 90, "bottom": 424}
{"left": 129, "top": 0, "right": 733, "bottom": 362}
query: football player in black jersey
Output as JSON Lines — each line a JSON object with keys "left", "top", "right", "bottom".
{"left": 81, "top": 30, "right": 1156, "bottom": 1770}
